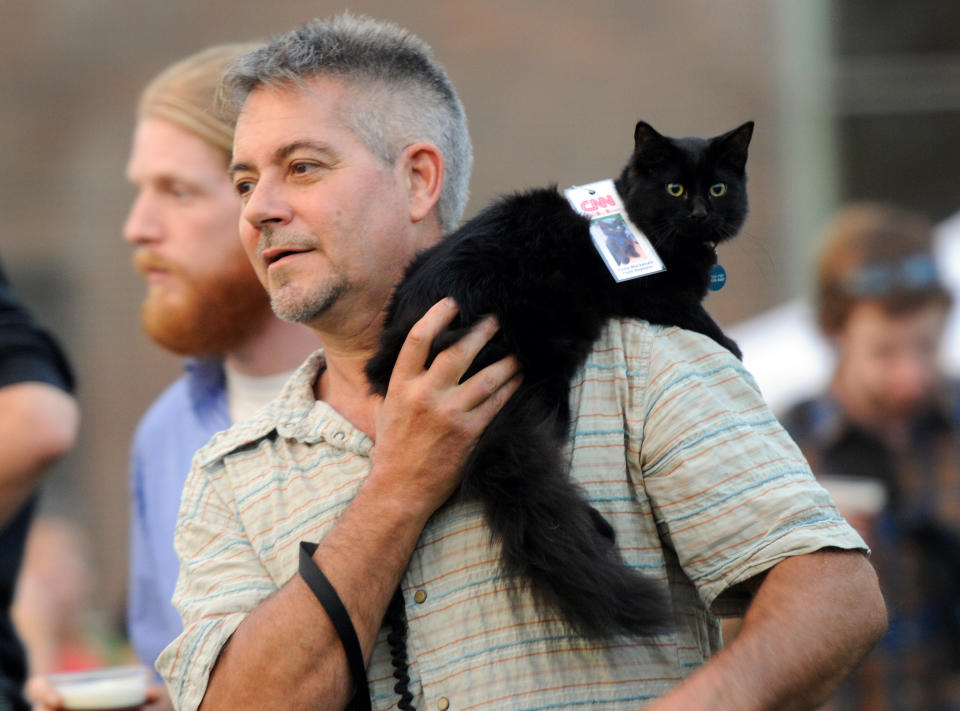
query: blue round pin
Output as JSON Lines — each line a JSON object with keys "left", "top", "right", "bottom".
{"left": 709, "top": 264, "right": 727, "bottom": 291}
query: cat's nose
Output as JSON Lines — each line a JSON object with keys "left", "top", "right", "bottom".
{"left": 689, "top": 197, "right": 708, "bottom": 221}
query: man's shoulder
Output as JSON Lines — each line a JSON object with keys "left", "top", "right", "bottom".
{"left": 133, "top": 372, "right": 197, "bottom": 440}
{"left": 131, "top": 360, "right": 232, "bottom": 469}
{"left": 593, "top": 317, "right": 740, "bottom": 367}
{"left": 777, "top": 392, "right": 844, "bottom": 448}
{"left": 590, "top": 317, "right": 654, "bottom": 354}
{"left": 779, "top": 396, "right": 822, "bottom": 432}
{"left": 938, "top": 378, "right": 960, "bottom": 423}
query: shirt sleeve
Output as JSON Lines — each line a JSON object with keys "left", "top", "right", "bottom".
{"left": 156, "top": 456, "right": 279, "bottom": 711}
{"left": 0, "top": 260, "right": 74, "bottom": 392}
{"left": 634, "top": 324, "right": 867, "bottom": 614}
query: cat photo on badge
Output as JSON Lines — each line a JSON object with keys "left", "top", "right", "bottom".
{"left": 593, "top": 214, "right": 647, "bottom": 266}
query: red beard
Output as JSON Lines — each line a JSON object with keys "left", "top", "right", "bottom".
{"left": 133, "top": 249, "right": 273, "bottom": 357}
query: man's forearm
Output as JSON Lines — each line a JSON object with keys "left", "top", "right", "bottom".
{"left": 0, "top": 382, "right": 78, "bottom": 525}
{"left": 199, "top": 475, "right": 432, "bottom": 711}
{"left": 647, "top": 550, "right": 886, "bottom": 711}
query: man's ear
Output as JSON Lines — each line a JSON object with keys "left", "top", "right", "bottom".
{"left": 400, "top": 142, "right": 444, "bottom": 224}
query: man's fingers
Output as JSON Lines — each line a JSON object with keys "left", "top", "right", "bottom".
{"left": 24, "top": 676, "right": 61, "bottom": 709}
{"left": 428, "top": 315, "right": 500, "bottom": 384}
{"left": 382, "top": 299, "right": 519, "bottom": 437}
{"left": 460, "top": 355, "right": 521, "bottom": 412}
{"left": 392, "top": 298, "right": 459, "bottom": 379}
{"left": 392, "top": 299, "right": 503, "bottom": 389}
{"left": 466, "top": 370, "right": 523, "bottom": 433}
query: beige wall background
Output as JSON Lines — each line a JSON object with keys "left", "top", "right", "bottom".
{"left": 2, "top": 0, "right": 956, "bottom": 633}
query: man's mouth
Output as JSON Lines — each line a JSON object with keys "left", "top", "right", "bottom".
{"left": 132, "top": 249, "right": 179, "bottom": 281}
{"left": 144, "top": 267, "right": 173, "bottom": 285}
{"left": 261, "top": 247, "right": 310, "bottom": 267}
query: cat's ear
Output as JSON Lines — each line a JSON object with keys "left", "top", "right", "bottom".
{"left": 633, "top": 121, "right": 669, "bottom": 160}
{"left": 712, "top": 121, "right": 754, "bottom": 172}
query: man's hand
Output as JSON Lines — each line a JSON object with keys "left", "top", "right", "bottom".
{"left": 367, "top": 297, "right": 521, "bottom": 518}
{"left": 24, "top": 675, "right": 59, "bottom": 710}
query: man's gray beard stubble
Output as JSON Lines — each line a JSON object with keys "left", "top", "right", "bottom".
{"left": 270, "top": 279, "right": 349, "bottom": 325}
{"left": 258, "top": 226, "right": 350, "bottom": 325}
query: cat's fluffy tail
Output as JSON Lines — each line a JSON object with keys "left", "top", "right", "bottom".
{"left": 461, "top": 395, "right": 672, "bottom": 639}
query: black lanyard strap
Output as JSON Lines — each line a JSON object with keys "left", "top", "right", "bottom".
{"left": 299, "top": 540, "right": 371, "bottom": 711}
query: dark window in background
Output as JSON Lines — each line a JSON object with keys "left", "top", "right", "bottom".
{"left": 833, "top": 0, "right": 960, "bottom": 221}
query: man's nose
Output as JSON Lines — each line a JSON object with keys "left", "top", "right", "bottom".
{"left": 123, "top": 192, "right": 163, "bottom": 244}
{"left": 891, "top": 352, "right": 936, "bottom": 401}
{"left": 241, "top": 178, "right": 293, "bottom": 230}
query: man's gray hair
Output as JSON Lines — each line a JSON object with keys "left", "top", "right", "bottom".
{"left": 221, "top": 12, "right": 472, "bottom": 232}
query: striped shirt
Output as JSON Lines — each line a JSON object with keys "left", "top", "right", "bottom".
{"left": 157, "top": 318, "right": 866, "bottom": 710}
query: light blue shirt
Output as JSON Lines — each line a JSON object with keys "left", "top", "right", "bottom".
{"left": 127, "top": 358, "right": 230, "bottom": 673}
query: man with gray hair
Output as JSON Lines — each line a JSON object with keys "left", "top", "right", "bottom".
{"left": 159, "top": 13, "right": 885, "bottom": 711}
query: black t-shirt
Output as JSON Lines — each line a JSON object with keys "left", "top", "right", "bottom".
{"left": 0, "top": 259, "right": 74, "bottom": 711}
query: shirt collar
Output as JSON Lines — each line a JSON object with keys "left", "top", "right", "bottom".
{"left": 184, "top": 357, "right": 228, "bottom": 425}
{"left": 269, "top": 349, "right": 373, "bottom": 453}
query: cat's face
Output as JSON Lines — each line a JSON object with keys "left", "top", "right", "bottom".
{"left": 616, "top": 121, "right": 753, "bottom": 265}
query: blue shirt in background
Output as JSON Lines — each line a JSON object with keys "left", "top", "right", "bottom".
{"left": 126, "top": 358, "right": 230, "bottom": 674}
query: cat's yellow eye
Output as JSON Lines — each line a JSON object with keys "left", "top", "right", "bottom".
{"left": 709, "top": 183, "right": 727, "bottom": 197}
{"left": 666, "top": 183, "right": 684, "bottom": 197}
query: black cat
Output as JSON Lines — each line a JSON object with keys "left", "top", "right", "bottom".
{"left": 366, "top": 120, "right": 753, "bottom": 641}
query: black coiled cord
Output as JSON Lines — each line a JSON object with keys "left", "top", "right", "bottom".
{"left": 385, "top": 587, "right": 415, "bottom": 710}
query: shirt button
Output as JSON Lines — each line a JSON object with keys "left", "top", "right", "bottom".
{"left": 333, "top": 431, "right": 346, "bottom": 440}
{"left": 437, "top": 697, "right": 450, "bottom": 711}
{"left": 414, "top": 589, "right": 427, "bottom": 604}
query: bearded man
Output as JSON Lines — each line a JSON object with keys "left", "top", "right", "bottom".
{"left": 124, "top": 42, "right": 319, "bottom": 678}
{"left": 28, "top": 44, "right": 319, "bottom": 711}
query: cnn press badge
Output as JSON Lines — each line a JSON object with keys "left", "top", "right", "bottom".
{"left": 564, "top": 179, "right": 665, "bottom": 282}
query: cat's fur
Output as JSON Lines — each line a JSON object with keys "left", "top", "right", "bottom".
{"left": 366, "top": 120, "right": 754, "bottom": 639}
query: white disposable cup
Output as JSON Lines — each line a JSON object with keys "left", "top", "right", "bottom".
{"left": 47, "top": 665, "right": 149, "bottom": 710}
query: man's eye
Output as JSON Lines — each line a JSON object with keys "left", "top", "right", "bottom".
{"left": 159, "top": 181, "right": 192, "bottom": 199}
{"left": 291, "top": 162, "right": 315, "bottom": 176}
{"left": 235, "top": 180, "right": 255, "bottom": 197}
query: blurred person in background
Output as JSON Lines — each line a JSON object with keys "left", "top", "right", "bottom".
{"left": 781, "top": 203, "right": 960, "bottom": 711}
{"left": 123, "top": 43, "right": 318, "bottom": 679}
{"left": 26, "top": 43, "right": 319, "bottom": 711}
{"left": 12, "top": 517, "right": 108, "bottom": 676}
{"left": 0, "top": 257, "right": 78, "bottom": 711}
